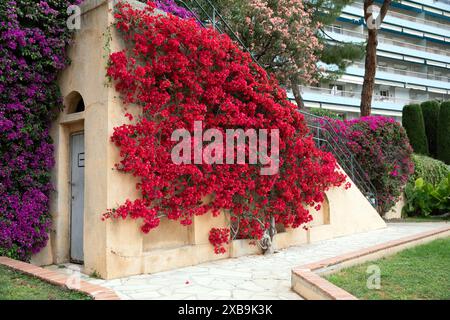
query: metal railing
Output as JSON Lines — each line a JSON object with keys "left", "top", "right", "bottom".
{"left": 173, "top": 0, "right": 265, "bottom": 71}
{"left": 349, "top": 61, "right": 450, "bottom": 83}
{"left": 298, "top": 110, "right": 379, "bottom": 210}
{"left": 300, "top": 85, "right": 426, "bottom": 105}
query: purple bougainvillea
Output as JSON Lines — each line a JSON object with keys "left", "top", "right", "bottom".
{"left": 0, "top": 0, "right": 81, "bottom": 260}
{"left": 326, "top": 116, "right": 414, "bottom": 213}
{"left": 154, "top": 0, "right": 196, "bottom": 19}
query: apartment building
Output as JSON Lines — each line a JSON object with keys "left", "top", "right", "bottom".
{"left": 297, "top": 0, "right": 450, "bottom": 120}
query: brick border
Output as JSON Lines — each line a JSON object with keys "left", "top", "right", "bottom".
{"left": 291, "top": 224, "right": 450, "bottom": 300}
{"left": 0, "top": 257, "right": 120, "bottom": 300}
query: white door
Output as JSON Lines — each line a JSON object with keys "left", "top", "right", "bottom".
{"left": 70, "top": 132, "right": 85, "bottom": 263}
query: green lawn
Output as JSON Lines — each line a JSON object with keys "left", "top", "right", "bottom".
{"left": 0, "top": 265, "right": 92, "bottom": 300}
{"left": 325, "top": 237, "right": 450, "bottom": 300}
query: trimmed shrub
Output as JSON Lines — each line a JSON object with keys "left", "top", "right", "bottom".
{"left": 411, "top": 154, "right": 450, "bottom": 187}
{"left": 402, "top": 104, "right": 429, "bottom": 155}
{"left": 437, "top": 101, "right": 450, "bottom": 165}
{"left": 328, "top": 116, "right": 414, "bottom": 214}
{"left": 308, "top": 107, "right": 344, "bottom": 120}
{"left": 420, "top": 101, "right": 440, "bottom": 158}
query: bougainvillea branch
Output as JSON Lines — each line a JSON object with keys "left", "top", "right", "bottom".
{"left": 104, "top": 1, "right": 346, "bottom": 253}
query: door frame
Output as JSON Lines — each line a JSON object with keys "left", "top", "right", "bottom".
{"left": 69, "top": 130, "right": 85, "bottom": 264}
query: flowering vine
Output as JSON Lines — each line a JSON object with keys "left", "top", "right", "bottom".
{"left": 104, "top": 1, "right": 346, "bottom": 253}
{"left": 0, "top": 0, "right": 82, "bottom": 260}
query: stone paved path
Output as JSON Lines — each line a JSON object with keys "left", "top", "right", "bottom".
{"left": 47, "top": 222, "right": 448, "bottom": 300}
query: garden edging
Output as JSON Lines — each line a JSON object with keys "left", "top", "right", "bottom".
{"left": 291, "top": 224, "right": 450, "bottom": 300}
{"left": 0, "top": 257, "right": 120, "bottom": 300}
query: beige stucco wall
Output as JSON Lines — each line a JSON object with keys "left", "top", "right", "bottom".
{"left": 307, "top": 169, "right": 386, "bottom": 243}
{"left": 383, "top": 193, "right": 405, "bottom": 220}
{"left": 31, "top": 0, "right": 386, "bottom": 279}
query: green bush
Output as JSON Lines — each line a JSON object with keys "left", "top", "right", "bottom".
{"left": 437, "top": 101, "right": 450, "bottom": 165}
{"left": 404, "top": 174, "right": 450, "bottom": 217}
{"left": 411, "top": 154, "right": 450, "bottom": 187}
{"left": 420, "top": 101, "right": 440, "bottom": 158}
{"left": 402, "top": 104, "right": 429, "bottom": 155}
{"left": 308, "top": 107, "right": 344, "bottom": 120}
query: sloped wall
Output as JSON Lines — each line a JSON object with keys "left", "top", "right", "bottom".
{"left": 307, "top": 169, "right": 386, "bottom": 243}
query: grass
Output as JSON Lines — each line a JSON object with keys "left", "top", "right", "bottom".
{"left": 0, "top": 265, "right": 92, "bottom": 300}
{"left": 325, "top": 237, "right": 450, "bottom": 300}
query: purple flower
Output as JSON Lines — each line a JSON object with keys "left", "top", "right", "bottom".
{"left": 0, "top": 0, "right": 81, "bottom": 260}
{"left": 154, "top": 0, "right": 196, "bottom": 19}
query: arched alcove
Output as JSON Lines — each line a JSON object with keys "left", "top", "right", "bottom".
{"left": 64, "top": 91, "right": 85, "bottom": 114}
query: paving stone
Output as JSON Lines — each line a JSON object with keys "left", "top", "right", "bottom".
{"left": 209, "top": 289, "right": 232, "bottom": 298}
{"left": 47, "top": 222, "right": 448, "bottom": 300}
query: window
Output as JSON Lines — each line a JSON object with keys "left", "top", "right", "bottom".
{"left": 330, "top": 25, "right": 342, "bottom": 34}
{"left": 329, "top": 84, "right": 344, "bottom": 96}
{"left": 379, "top": 90, "right": 390, "bottom": 100}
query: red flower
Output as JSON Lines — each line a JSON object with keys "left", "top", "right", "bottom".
{"left": 209, "top": 228, "right": 230, "bottom": 254}
{"left": 103, "top": 2, "right": 347, "bottom": 254}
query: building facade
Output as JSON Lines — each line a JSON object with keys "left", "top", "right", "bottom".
{"left": 298, "top": 0, "right": 450, "bottom": 120}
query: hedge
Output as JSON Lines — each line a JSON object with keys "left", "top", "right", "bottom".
{"left": 420, "top": 101, "right": 440, "bottom": 158}
{"left": 402, "top": 104, "right": 429, "bottom": 155}
{"left": 308, "top": 107, "right": 344, "bottom": 120}
{"left": 411, "top": 154, "right": 450, "bottom": 186}
{"left": 437, "top": 101, "right": 450, "bottom": 164}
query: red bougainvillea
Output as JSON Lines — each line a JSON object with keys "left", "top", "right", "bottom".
{"left": 104, "top": 1, "right": 346, "bottom": 252}
{"left": 209, "top": 228, "right": 230, "bottom": 254}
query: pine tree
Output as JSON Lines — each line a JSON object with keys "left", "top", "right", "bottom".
{"left": 360, "top": 0, "right": 392, "bottom": 116}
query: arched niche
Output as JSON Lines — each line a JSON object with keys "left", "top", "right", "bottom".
{"left": 64, "top": 91, "right": 85, "bottom": 114}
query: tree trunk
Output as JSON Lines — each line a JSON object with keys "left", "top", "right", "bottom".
{"left": 263, "top": 216, "right": 277, "bottom": 255}
{"left": 291, "top": 83, "right": 305, "bottom": 109}
{"left": 360, "top": 0, "right": 391, "bottom": 116}
{"left": 360, "top": 27, "right": 377, "bottom": 117}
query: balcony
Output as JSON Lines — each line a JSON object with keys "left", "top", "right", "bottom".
{"left": 323, "top": 26, "right": 450, "bottom": 58}
{"left": 345, "top": 2, "right": 450, "bottom": 32}
{"left": 296, "top": 86, "right": 427, "bottom": 114}
{"left": 349, "top": 61, "right": 450, "bottom": 83}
